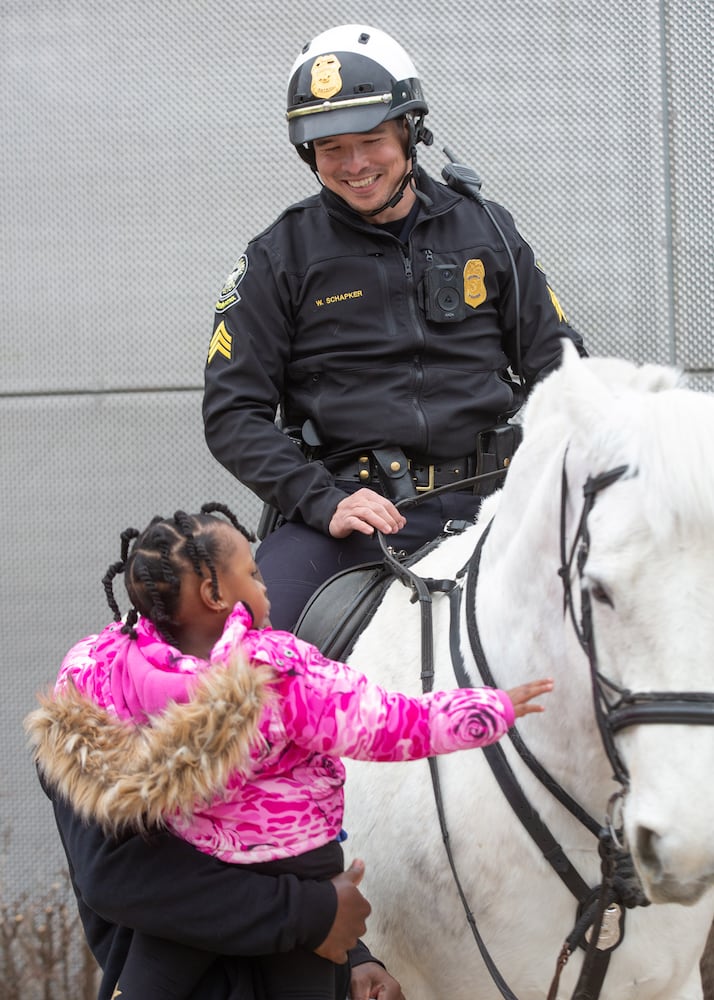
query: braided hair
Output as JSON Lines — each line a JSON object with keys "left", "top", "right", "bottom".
{"left": 102, "top": 503, "right": 255, "bottom": 646}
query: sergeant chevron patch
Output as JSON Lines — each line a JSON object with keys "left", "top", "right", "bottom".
{"left": 547, "top": 284, "right": 567, "bottom": 323}
{"left": 208, "top": 321, "right": 232, "bottom": 363}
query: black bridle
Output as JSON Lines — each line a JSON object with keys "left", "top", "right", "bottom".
{"left": 376, "top": 451, "right": 714, "bottom": 999}
{"left": 558, "top": 457, "right": 714, "bottom": 792}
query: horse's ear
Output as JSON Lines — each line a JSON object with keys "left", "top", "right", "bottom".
{"left": 559, "top": 341, "right": 616, "bottom": 438}
{"left": 626, "top": 361, "right": 683, "bottom": 393}
{"left": 576, "top": 349, "right": 682, "bottom": 395}
{"left": 521, "top": 343, "right": 682, "bottom": 441}
{"left": 559, "top": 343, "right": 683, "bottom": 446}
{"left": 521, "top": 339, "right": 594, "bottom": 435}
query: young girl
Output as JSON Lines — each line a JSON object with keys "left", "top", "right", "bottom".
{"left": 28, "top": 503, "right": 553, "bottom": 1000}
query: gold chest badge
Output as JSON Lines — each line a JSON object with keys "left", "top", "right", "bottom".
{"left": 310, "top": 54, "right": 342, "bottom": 99}
{"left": 464, "top": 258, "right": 487, "bottom": 309}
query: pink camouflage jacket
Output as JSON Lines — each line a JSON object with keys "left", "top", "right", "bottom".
{"left": 51, "top": 602, "right": 515, "bottom": 864}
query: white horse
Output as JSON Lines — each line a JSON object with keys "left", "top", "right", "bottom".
{"left": 342, "top": 343, "right": 714, "bottom": 999}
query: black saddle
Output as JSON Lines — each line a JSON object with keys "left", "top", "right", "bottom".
{"left": 293, "top": 530, "right": 457, "bottom": 662}
{"left": 294, "top": 561, "right": 394, "bottom": 662}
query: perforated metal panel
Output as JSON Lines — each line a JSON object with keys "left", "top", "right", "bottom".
{"left": 2, "top": 0, "right": 712, "bottom": 904}
{"left": 667, "top": 0, "right": 714, "bottom": 370}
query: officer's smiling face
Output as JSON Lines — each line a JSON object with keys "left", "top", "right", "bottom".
{"left": 313, "top": 119, "right": 415, "bottom": 224}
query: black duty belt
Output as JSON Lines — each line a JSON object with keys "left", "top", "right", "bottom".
{"left": 330, "top": 429, "right": 522, "bottom": 504}
{"left": 333, "top": 452, "right": 476, "bottom": 494}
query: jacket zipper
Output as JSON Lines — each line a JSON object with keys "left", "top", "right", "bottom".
{"left": 400, "top": 243, "right": 429, "bottom": 452}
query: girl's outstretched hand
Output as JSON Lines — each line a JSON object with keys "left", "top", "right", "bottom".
{"left": 507, "top": 678, "right": 554, "bottom": 718}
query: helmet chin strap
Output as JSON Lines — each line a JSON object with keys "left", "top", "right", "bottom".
{"left": 361, "top": 167, "right": 415, "bottom": 217}
{"left": 313, "top": 164, "right": 418, "bottom": 217}
{"left": 360, "top": 121, "right": 434, "bottom": 217}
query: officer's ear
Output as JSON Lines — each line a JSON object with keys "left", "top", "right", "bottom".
{"left": 399, "top": 117, "right": 414, "bottom": 160}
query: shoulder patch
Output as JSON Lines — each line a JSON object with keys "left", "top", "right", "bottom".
{"left": 216, "top": 254, "right": 248, "bottom": 313}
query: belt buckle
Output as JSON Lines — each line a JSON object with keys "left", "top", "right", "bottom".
{"left": 414, "top": 462, "right": 436, "bottom": 493}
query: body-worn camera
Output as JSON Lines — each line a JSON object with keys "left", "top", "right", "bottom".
{"left": 421, "top": 264, "right": 467, "bottom": 323}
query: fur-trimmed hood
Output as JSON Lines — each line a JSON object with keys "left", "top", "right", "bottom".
{"left": 25, "top": 652, "right": 274, "bottom": 836}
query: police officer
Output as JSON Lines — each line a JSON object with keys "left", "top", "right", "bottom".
{"left": 203, "top": 24, "right": 586, "bottom": 630}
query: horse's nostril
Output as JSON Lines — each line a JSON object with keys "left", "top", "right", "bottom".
{"left": 636, "top": 825, "right": 662, "bottom": 874}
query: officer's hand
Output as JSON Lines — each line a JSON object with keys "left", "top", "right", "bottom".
{"left": 329, "top": 489, "right": 407, "bottom": 538}
{"left": 350, "top": 961, "right": 407, "bottom": 999}
{"left": 314, "top": 859, "right": 371, "bottom": 963}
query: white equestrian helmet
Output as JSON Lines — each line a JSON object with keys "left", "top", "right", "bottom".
{"left": 286, "top": 24, "right": 429, "bottom": 163}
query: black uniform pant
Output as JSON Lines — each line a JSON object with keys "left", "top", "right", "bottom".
{"left": 116, "top": 936, "right": 346, "bottom": 1000}
{"left": 256, "top": 484, "right": 483, "bottom": 632}
{"left": 114, "top": 843, "right": 348, "bottom": 1000}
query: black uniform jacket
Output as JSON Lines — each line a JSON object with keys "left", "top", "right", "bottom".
{"left": 203, "top": 166, "right": 586, "bottom": 534}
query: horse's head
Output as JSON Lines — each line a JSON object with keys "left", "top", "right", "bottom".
{"left": 537, "top": 345, "right": 714, "bottom": 905}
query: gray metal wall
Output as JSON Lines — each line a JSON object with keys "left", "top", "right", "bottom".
{"left": 2, "top": 0, "right": 712, "bottom": 901}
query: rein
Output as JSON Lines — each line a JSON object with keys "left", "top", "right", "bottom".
{"left": 462, "top": 518, "right": 644, "bottom": 1000}
{"left": 378, "top": 471, "right": 526, "bottom": 998}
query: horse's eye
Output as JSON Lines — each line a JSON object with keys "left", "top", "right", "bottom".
{"left": 590, "top": 581, "right": 614, "bottom": 607}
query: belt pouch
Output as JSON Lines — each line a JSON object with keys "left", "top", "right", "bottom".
{"left": 371, "top": 447, "right": 418, "bottom": 503}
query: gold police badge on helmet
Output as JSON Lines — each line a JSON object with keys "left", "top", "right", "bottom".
{"left": 310, "top": 54, "right": 342, "bottom": 99}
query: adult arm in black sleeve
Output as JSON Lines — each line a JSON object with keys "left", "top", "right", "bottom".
{"left": 488, "top": 202, "right": 588, "bottom": 391}
{"left": 203, "top": 239, "right": 348, "bottom": 534}
{"left": 49, "top": 784, "right": 337, "bottom": 958}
